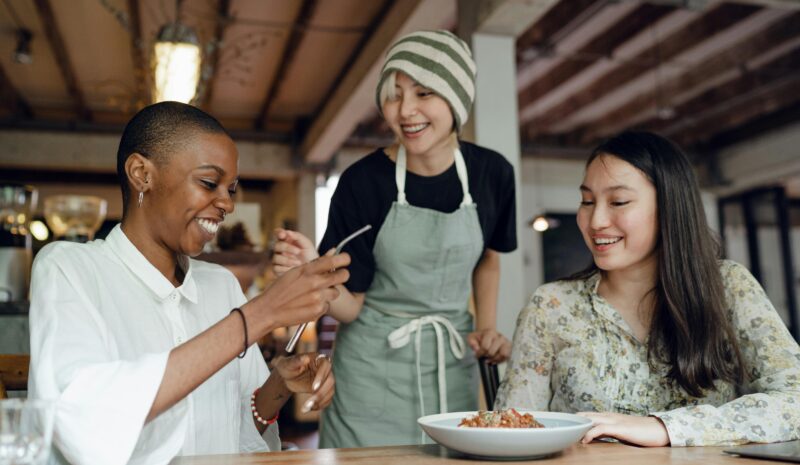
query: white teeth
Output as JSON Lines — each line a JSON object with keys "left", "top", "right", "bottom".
{"left": 197, "top": 218, "right": 219, "bottom": 235}
{"left": 403, "top": 123, "right": 428, "bottom": 134}
{"left": 594, "top": 237, "right": 621, "bottom": 245}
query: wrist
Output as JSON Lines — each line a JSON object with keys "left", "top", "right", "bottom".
{"left": 240, "top": 301, "right": 275, "bottom": 340}
{"left": 251, "top": 388, "right": 279, "bottom": 426}
{"left": 266, "top": 359, "right": 291, "bottom": 390}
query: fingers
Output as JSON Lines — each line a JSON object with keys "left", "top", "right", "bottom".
{"left": 574, "top": 413, "right": 669, "bottom": 446}
{"left": 486, "top": 337, "right": 505, "bottom": 363}
{"left": 582, "top": 424, "right": 612, "bottom": 444}
{"left": 273, "top": 229, "right": 319, "bottom": 266}
{"left": 311, "top": 354, "right": 331, "bottom": 391}
{"left": 488, "top": 336, "right": 511, "bottom": 364}
{"left": 307, "top": 253, "right": 351, "bottom": 274}
{"left": 307, "top": 356, "right": 335, "bottom": 411}
{"left": 466, "top": 333, "right": 481, "bottom": 354}
{"left": 312, "top": 372, "right": 335, "bottom": 409}
{"left": 480, "top": 331, "right": 498, "bottom": 354}
{"left": 576, "top": 412, "right": 613, "bottom": 444}
{"left": 277, "top": 354, "right": 311, "bottom": 378}
{"left": 272, "top": 254, "right": 304, "bottom": 270}
{"left": 273, "top": 228, "right": 314, "bottom": 248}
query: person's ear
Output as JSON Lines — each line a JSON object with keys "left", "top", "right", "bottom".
{"left": 125, "top": 153, "right": 155, "bottom": 193}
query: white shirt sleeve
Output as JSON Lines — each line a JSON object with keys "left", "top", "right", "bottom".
{"left": 227, "top": 277, "right": 281, "bottom": 453}
{"left": 29, "top": 245, "right": 171, "bottom": 465}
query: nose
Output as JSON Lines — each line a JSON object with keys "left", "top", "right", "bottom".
{"left": 215, "top": 194, "right": 235, "bottom": 217}
{"left": 589, "top": 204, "right": 611, "bottom": 231}
{"left": 399, "top": 94, "right": 417, "bottom": 119}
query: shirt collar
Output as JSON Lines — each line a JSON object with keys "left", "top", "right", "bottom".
{"left": 105, "top": 224, "right": 198, "bottom": 304}
{"left": 586, "top": 271, "right": 642, "bottom": 343}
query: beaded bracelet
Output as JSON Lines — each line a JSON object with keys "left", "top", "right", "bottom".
{"left": 230, "top": 307, "right": 247, "bottom": 359}
{"left": 250, "top": 388, "right": 279, "bottom": 426}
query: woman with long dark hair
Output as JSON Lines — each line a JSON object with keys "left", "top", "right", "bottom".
{"left": 496, "top": 131, "right": 800, "bottom": 446}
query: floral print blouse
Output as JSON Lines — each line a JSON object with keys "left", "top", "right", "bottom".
{"left": 495, "top": 260, "right": 800, "bottom": 446}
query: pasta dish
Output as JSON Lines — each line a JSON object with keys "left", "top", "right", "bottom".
{"left": 458, "top": 408, "right": 544, "bottom": 428}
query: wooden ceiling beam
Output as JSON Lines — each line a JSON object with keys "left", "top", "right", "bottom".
{"left": 580, "top": 11, "right": 800, "bottom": 144}
{"left": 475, "top": 0, "right": 564, "bottom": 39}
{"left": 524, "top": 3, "right": 760, "bottom": 136}
{"left": 0, "top": 65, "right": 32, "bottom": 119}
{"left": 254, "top": 0, "right": 319, "bottom": 129}
{"left": 645, "top": 45, "right": 800, "bottom": 137}
{"left": 518, "top": 3, "right": 673, "bottom": 113}
{"left": 699, "top": 100, "right": 800, "bottom": 152}
{"left": 33, "top": 0, "right": 90, "bottom": 121}
{"left": 666, "top": 70, "right": 800, "bottom": 148}
{"left": 515, "top": 0, "right": 600, "bottom": 61}
{"left": 200, "top": 0, "right": 231, "bottom": 111}
{"left": 126, "top": 0, "right": 151, "bottom": 109}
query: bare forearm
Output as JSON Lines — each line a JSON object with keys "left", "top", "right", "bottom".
{"left": 327, "top": 284, "right": 365, "bottom": 323}
{"left": 473, "top": 249, "right": 500, "bottom": 331}
{"left": 146, "top": 306, "right": 274, "bottom": 422}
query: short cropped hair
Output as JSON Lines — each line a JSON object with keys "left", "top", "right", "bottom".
{"left": 116, "top": 101, "right": 228, "bottom": 214}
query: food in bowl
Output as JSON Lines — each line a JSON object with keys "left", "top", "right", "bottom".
{"left": 458, "top": 408, "right": 544, "bottom": 428}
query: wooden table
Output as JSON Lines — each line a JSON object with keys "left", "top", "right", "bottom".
{"left": 171, "top": 442, "right": 782, "bottom": 464}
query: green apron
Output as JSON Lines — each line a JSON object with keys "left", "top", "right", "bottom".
{"left": 319, "top": 145, "right": 484, "bottom": 448}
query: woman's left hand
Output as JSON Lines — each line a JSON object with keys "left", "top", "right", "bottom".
{"left": 467, "top": 329, "right": 511, "bottom": 364}
{"left": 577, "top": 412, "right": 670, "bottom": 447}
{"left": 272, "top": 353, "right": 334, "bottom": 412}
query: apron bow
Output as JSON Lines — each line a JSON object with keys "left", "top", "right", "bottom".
{"left": 387, "top": 315, "right": 466, "bottom": 419}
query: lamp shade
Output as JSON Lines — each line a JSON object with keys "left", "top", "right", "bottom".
{"left": 152, "top": 23, "right": 201, "bottom": 104}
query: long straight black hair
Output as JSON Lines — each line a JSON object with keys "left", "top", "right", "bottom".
{"left": 570, "top": 131, "right": 745, "bottom": 397}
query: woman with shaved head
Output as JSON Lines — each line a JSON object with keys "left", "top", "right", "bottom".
{"left": 29, "top": 101, "right": 350, "bottom": 465}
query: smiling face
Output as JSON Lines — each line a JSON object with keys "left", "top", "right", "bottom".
{"left": 145, "top": 131, "right": 239, "bottom": 257}
{"left": 577, "top": 154, "right": 659, "bottom": 276}
{"left": 381, "top": 71, "right": 455, "bottom": 158}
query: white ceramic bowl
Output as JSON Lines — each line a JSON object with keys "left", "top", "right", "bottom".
{"left": 418, "top": 410, "right": 592, "bottom": 459}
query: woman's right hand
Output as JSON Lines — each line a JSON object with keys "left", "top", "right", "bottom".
{"left": 244, "top": 253, "right": 350, "bottom": 334}
{"left": 273, "top": 228, "right": 319, "bottom": 276}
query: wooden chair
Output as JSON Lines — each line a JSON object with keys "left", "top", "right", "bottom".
{"left": 0, "top": 354, "right": 29, "bottom": 399}
{"left": 478, "top": 357, "right": 500, "bottom": 409}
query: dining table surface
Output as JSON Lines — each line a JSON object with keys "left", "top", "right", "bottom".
{"left": 170, "top": 442, "right": 787, "bottom": 464}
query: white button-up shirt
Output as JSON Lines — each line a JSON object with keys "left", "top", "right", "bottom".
{"left": 29, "top": 225, "right": 280, "bottom": 465}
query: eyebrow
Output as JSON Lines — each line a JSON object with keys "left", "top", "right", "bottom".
{"left": 197, "top": 164, "right": 239, "bottom": 183}
{"left": 579, "top": 184, "right": 636, "bottom": 193}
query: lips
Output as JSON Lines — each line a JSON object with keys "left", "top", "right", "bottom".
{"left": 401, "top": 122, "right": 429, "bottom": 137}
{"left": 592, "top": 236, "right": 622, "bottom": 251}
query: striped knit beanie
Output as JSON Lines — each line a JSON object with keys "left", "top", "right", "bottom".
{"left": 376, "top": 30, "right": 477, "bottom": 130}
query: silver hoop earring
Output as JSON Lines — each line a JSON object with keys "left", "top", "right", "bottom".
{"left": 138, "top": 191, "right": 144, "bottom": 208}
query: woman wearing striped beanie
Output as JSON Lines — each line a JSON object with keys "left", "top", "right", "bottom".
{"left": 273, "top": 30, "right": 518, "bottom": 447}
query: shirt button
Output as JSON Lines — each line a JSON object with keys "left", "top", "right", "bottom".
{"left": 176, "top": 336, "right": 183, "bottom": 344}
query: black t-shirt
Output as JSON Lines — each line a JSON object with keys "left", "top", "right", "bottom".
{"left": 319, "top": 141, "right": 517, "bottom": 293}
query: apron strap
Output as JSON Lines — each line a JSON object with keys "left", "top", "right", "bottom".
{"left": 395, "top": 145, "right": 474, "bottom": 207}
{"left": 453, "top": 148, "right": 473, "bottom": 208}
{"left": 387, "top": 315, "right": 466, "bottom": 424}
{"left": 395, "top": 145, "right": 409, "bottom": 206}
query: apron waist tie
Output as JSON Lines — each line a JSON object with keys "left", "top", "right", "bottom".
{"left": 387, "top": 315, "right": 466, "bottom": 420}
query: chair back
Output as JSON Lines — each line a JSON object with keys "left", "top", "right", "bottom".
{"left": 478, "top": 357, "right": 500, "bottom": 409}
{"left": 0, "top": 354, "right": 30, "bottom": 399}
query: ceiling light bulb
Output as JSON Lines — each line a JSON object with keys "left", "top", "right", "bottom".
{"left": 30, "top": 220, "right": 49, "bottom": 241}
{"left": 152, "top": 23, "right": 201, "bottom": 104}
{"left": 13, "top": 29, "right": 33, "bottom": 65}
{"left": 532, "top": 216, "right": 550, "bottom": 232}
